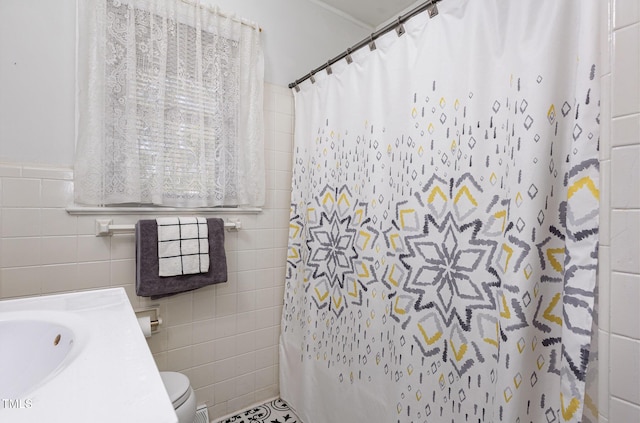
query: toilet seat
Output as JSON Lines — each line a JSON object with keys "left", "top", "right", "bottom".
{"left": 160, "top": 371, "right": 191, "bottom": 409}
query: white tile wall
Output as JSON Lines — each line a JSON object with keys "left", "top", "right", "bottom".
{"left": 0, "top": 82, "right": 293, "bottom": 421}
{"left": 601, "top": 1, "right": 640, "bottom": 421}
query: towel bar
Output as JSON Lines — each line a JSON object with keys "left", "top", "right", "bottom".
{"left": 95, "top": 218, "right": 242, "bottom": 236}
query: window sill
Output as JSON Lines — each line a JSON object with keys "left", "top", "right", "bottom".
{"left": 66, "top": 206, "right": 262, "bottom": 215}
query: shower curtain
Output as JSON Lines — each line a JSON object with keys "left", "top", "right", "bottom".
{"left": 281, "top": 1, "right": 600, "bottom": 422}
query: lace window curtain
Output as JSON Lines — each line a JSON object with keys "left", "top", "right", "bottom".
{"left": 75, "top": 0, "right": 265, "bottom": 207}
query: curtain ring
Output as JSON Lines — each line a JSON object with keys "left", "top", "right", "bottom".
{"left": 345, "top": 48, "right": 353, "bottom": 64}
{"left": 395, "top": 17, "right": 405, "bottom": 36}
{"left": 309, "top": 70, "right": 316, "bottom": 84}
{"left": 368, "top": 34, "right": 376, "bottom": 51}
{"left": 326, "top": 61, "right": 333, "bottom": 75}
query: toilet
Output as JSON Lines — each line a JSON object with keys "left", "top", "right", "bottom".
{"left": 160, "top": 371, "right": 197, "bottom": 423}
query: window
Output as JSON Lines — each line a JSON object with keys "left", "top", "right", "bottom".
{"left": 74, "top": 0, "right": 264, "bottom": 207}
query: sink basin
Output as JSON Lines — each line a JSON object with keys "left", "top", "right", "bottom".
{"left": 0, "top": 311, "right": 84, "bottom": 399}
{"left": 0, "top": 288, "right": 177, "bottom": 423}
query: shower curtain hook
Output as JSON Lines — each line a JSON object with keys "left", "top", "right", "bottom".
{"left": 368, "top": 34, "right": 376, "bottom": 51}
{"left": 294, "top": 83, "right": 300, "bottom": 92}
{"left": 427, "top": 1, "right": 439, "bottom": 18}
{"left": 309, "top": 70, "right": 316, "bottom": 84}
{"left": 395, "top": 17, "right": 405, "bottom": 36}
{"left": 326, "top": 61, "right": 333, "bottom": 75}
{"left": 345, "top": 48, "right": 353, "bottom": 64}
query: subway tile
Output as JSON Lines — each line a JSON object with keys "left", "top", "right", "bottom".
{"left": 236, "top": 332, "right": 256, "bottom": 355}
{"left": 110, "top": 259, "right": 135, "bottom": 286}
{"left": 110, "top": 233, "right": 136, "bottom": 260}
{"left": 611, "top": 210, "right": 640, "bottom": 273}
{"left": 213, "top": 357, "right": 236, "bottom": 383}
{"left": 609, "top": 335, "right": 640, "bottom": 404}
{"left": 166, "top": 346, "right": 193, "bottom": 371}
{"left": 1, "top": 237, "right": 41, "bottom": 267}
{"left": 612, "top": 114, "right": 640, "bottom": 147}
{"left": 192, "top": 285, "right": 216, "bottom": 321}
{"left": 192, "top": 318, "right": 216, "bottom": 344}
{"left": 236, "top": 270, "right": 258, "bottom": 292}
{"left": 598, "top": 246, "right": 611, "bottom": 331}
{"left": 0, "top": 266, "right": 42, "bottom": 297}
{"left": 611, "top": 272, "right": 640, "bottom": 338}
{"left": 610, "top": 397, "right": 640, "bottom": 422}
{"left": 215, "top": 315, "right": 237, "bottom": 339}
{"left": 255, "top": 366, "right": 276, "bottom": 390}
{"left": 254, "top": 327, "right": 274, "bottom": 350}
{"left": 22, "top": 166, "right": 73, "bottom": 180}
{"left": 254, "top": 385, "right": 279, "bottom": 405}
{"left": 614, "top": 0, "right": 640, "bottom": 29}
{"left": 275, "top": 151, "right": 293, "bottom": 172}
{"left": 166, "top": 295, "right": 193, "bottom": 326}
{"left": 40, "top": 264, "right": 79, "bottom": 293}
{"left": 209, "top": 402, "right": 228, "bottom": 421}
{"left": 275, "top": 131, "right": 294, "bottom": 153}
{"left": 255, "top": 346, "right": 277, "bottom": 370}
{"left": 215, "top": 336, "right": 237, "bottom": 361}
{"left": 235, "top": 372, "right": 256, "bottom": 397}
{"left": 0, "top": 164, "right": 22, "bottom": 177}
{"left": 77, "top": 235, "right": 111, "bottom": 262}
{"left": 612, "top": 24, "right": 640, "bottom": 117}
{"left": 598, "top": 329, "right": 610, "bottom": 418}
{"left": 611, "top": 145, "right": 640, "bottom": 208}
{"left": 600, "top": 74, "right": 612, "bottom": 161}
{"left": 236, "top": 311, "right": 257, "bottom": 333}
{"left": 193, "top": 341, "right": 217, "bottom": 368}
{"left": 2, "top": 208, "right": 41, "bottom": 237}
{"left": 215, "top": 293, "right": 238, "bottom": 317}
{"left": 275, "top": 92, "right": 294, "bottom": 116}
{"left": 41, "top": 179, "right": 73, "bottom": 207}
{"left": 2, "top": 178, "right": 40, "bottom": 207}
{"left": 600, "top": 160, "right": 611, "bottom": 246}
{"left": 167, "top": 323, "right": 193, "bottom": 350}
{"left": 41, "top": 208, "right": 76, "bottom": 236}
{"left": 264, "top": 110, "right": 276, "bottom": 134}
{"left": 77, "top": 261, "right": 111, "bottom": 290}
{"left": 214, "top": 379, "right": 237, "bottom": 404}
{"left": 189, "top": 362, "right": 215, "bottom": 390}
{"left": 235, "top": 352, "right": 256, "bottom": 376}
{"left": 237, "top": 291, "right": 256, "bottom": 313}
{"left": 40, "top": 236, "right": 77, "bottom": 265}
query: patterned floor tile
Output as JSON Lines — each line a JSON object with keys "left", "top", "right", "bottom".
{"left": 218, "top": 398, "right": 301, "bottom": 423}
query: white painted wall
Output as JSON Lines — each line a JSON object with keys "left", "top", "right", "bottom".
{"left": 0, "top": 0, "right": 369, "bottom": 166}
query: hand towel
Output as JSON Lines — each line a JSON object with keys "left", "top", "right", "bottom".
{"left": 136, "top": 218, "right": 227, "bottom": 298}
{"left": 156, "top": 217, "right": 209, "bottom": 276}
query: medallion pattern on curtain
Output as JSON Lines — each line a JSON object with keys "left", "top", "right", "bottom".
{"left": 281, "top": 1, "right": 600, "bottom": 422}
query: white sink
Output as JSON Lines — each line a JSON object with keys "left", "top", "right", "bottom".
{"left": 0, "top": 288, "right": 177, "bottom": 423}
{"left": 0, "top": 311, "right": 85, "bottom": 399}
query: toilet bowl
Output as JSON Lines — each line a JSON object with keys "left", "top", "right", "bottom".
{"left": 160, "top": 371, "right": 196, "bottom": 423}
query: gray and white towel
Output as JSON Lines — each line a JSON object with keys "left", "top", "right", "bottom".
{"left": 156, "top": 217, "right": 209, "bottom": 276}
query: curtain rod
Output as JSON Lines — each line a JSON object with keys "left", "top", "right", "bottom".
{"left": 288, "top": 0, "right": 442, "bottom": 89}
{"left": 180, "top": 0, "right": 262, "bottom": 32}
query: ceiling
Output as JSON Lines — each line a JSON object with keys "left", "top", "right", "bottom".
{"left": 314, "top": 0, "right": 421, "bottom": 28}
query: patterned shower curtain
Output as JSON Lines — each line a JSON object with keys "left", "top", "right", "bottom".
{"left": 281, "top": 1, "right": 600, "bottom": 422}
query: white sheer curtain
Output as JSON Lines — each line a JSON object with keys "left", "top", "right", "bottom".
{"left": 75, "top": 0, "right": 264, "bottom": 207}
{"left": 282, "top": 1, "right": 600, "bottom": 422}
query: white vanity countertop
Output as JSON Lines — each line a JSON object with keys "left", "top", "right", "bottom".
{"left": 0, "top": 288, "right": 177, "bottom": 423}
